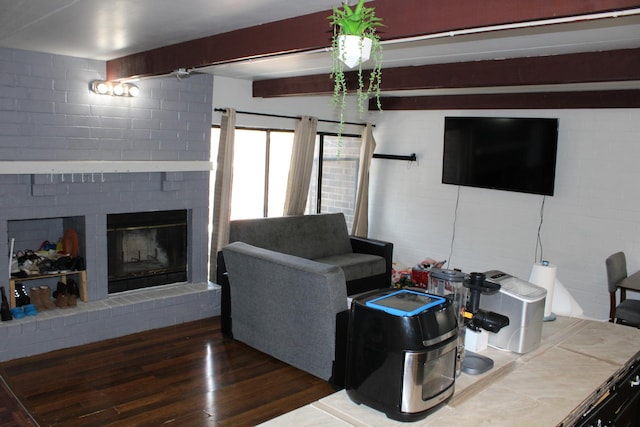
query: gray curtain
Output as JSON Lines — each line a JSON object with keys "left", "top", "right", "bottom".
{"left": 283, "top": 116, "right": 318, "bottom": 216}
{"left": 351, "top": 123, "right": 376, "bottom": 237}
{"left": 209, "top": 108, "right": 236, "bottom": 278}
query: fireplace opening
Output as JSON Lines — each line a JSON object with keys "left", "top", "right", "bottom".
{"left": 107, "top": 210, "right": 187, "bottom": 294}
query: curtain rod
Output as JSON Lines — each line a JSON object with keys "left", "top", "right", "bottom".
{"left": 373, "top": 153, "right": 417, "bottom": 162}
{"left": 213, "top": 108, "right": 373, "bottom": 127}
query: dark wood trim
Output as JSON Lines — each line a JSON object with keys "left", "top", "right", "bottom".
{"left": 371, "top": 0, "right": 640, "bottom": 39}
{"left": 375, "top": 90, "right": 640, "bottom": 110}
{"left": 107, "top": 10, "right": 331, "bottom": 81}
{"left": 379, "top": 48, "right": 640, "bottom": 90}
{"left": 253, "top": 48, "right": 640, "bottom": 98}
{"left": 107, "top": 0, "right": 640, "bottom": 80}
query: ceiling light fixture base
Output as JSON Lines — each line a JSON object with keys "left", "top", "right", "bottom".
{"left": 90, "top": 80, "right": 139, "bottom": 97}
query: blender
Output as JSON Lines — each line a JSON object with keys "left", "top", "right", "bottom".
{"left": 428, "top": 268, "right": 468, "bottom": 376}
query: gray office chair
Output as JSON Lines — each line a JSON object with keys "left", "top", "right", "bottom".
{"left": 606, "top": 252, "right": 640, "bottom": 326}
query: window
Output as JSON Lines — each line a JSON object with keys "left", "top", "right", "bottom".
{"left": 211, "top": 126, "right": 361, "bottom": 231}
{"left": 307, "top": 134, "right": 361, "bottom": 230}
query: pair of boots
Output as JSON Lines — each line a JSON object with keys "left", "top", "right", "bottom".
{"left": 14, "top": 283, "right": 30, "bottom": 307}
{"left": 52, "top": 280, "right": 78, "bottom": 309}
{"left": 30, "top": 286, "right": 56, "bottom": 311}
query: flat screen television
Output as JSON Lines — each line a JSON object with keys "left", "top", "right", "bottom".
{"left": 442, "top": 116, "right": 558, "bottom": 196}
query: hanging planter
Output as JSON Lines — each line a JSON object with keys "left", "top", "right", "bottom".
{"left": 337, "top": 34, "right": 372, "bottom": 68}
{"left": 328, "top": 0, "right": 383, "bottom": 137}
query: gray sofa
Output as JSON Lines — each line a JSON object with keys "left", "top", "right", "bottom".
{"left": 218, "top": 213, "right": 393, "bottom": 383}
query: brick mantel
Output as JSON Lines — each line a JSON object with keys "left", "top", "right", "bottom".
{"left": 0, "top": 161, "right": 213, "bottom": 174}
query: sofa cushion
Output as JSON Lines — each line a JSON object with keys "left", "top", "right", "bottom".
{"left": 314, "top": 253, "right": 386, "bottom": 282}
{"left": 229, "top": 213, "right": 353, "bottom": 259}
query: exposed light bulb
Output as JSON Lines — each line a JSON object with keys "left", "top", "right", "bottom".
{"left": 96, "top": 82, "right": 109, "bottom": 94}
{"left": 112, "top": 84, "right": 125, "bottom": 96}
{"left": 128, "top": 85, "right": 139, "bottom": 97}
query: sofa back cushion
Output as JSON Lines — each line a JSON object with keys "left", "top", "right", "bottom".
{"left": 229, "top": 213, "right": 353, "bottom": 259}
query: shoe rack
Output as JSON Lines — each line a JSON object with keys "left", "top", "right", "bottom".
{"left": 8, "top": 270, "right": 88, "bottom": 309}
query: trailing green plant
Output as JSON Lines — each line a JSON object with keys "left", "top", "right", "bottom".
{"left": 329, "top": 0, "right": 382, "bottom": 37}
{"left": 328, "top": 0, "right": 383, "bottom": 137}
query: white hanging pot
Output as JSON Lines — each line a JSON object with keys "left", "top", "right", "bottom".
{"left": 337, "top": 34, "right": 372, "bottom": 69}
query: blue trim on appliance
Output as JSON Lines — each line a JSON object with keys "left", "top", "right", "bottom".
{"left": 365, "top": 289, "right": 446, "bottom": 317}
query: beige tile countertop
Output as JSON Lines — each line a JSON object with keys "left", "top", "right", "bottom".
{"left": 260, "top": 317, "right": 640, "bottom": 426}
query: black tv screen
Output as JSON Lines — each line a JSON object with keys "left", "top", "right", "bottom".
{"left": 442, "top": 117, "right": 558, "bottom": 196}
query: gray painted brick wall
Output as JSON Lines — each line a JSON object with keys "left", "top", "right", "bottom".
{"left": 0, "top": 47, "right": 218, "bottom": 361}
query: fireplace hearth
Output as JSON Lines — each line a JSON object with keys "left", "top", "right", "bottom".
{"left": 107, "top": 210, "right": 188, "bottom": 293}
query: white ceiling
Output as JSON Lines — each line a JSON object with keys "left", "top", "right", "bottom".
{"left": 0, "top": 0, "right": 342, "bottom": 60}
{"left": 0, "top": 0, "right": 639, "bottom": 87}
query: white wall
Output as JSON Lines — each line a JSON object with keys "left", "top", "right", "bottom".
{"left": 212, "top": 76, "right": 640, "bottom": 320}
{"left": 370, "top": 109, "right": 640, "bottom": 320}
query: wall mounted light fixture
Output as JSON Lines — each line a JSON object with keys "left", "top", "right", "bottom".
{"left": 90, "top": 80, "right": 139, "bottom": 97}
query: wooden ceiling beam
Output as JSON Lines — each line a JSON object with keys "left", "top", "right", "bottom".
{"left": 375, "top": 90, "right": 640, "bottom": 110}
{"left": 107, "top": 0, "right": 640, "bottom": 81}
{"left": 252, "top": 48, "right": 640, "bottom": 97}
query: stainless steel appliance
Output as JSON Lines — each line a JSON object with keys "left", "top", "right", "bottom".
{"left": 428, "top": 268, "right": 468, "bottom": 376}
{"left": 346, "top": 288, "right": 458, "bottom": 422}
{"left": 480, "top": 270, "right": 546, "bottom": 354}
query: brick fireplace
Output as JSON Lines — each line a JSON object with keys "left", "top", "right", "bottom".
{"left": 0, "top": 47, "right": 219, "bottom": 362}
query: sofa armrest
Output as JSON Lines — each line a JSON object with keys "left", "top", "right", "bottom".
{"left": 350, "top": 236, "right": 393, "bottom": 288}
{"left": 222, "top": 241, "right": 348, "bottom": 381}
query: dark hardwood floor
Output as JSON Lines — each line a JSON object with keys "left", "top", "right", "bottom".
{"left": 0, "top": 375, "right": 37, "bottom": 427}
{"left": 0, "top": 317, "right": 336, "bottom": 426}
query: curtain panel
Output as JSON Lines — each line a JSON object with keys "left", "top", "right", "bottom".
{"left": 209, "top": 108, "right": 236, "bottom": 277}
{"left": 283, "top": 116, "right": 318, "bottom": 216}
{"left": 351, "top": 123, "right": 377, "bottom": 237}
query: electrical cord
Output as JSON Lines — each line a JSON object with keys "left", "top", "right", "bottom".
{"left": 534, "top": 196, "right": 546, "bottom": 263}
{"left": 447, "top": 185, "right": 461, "bottom": 267}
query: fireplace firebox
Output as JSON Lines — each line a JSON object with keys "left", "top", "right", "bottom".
{"left": 107, "top": 210, "right": 188, "bottom": 293}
